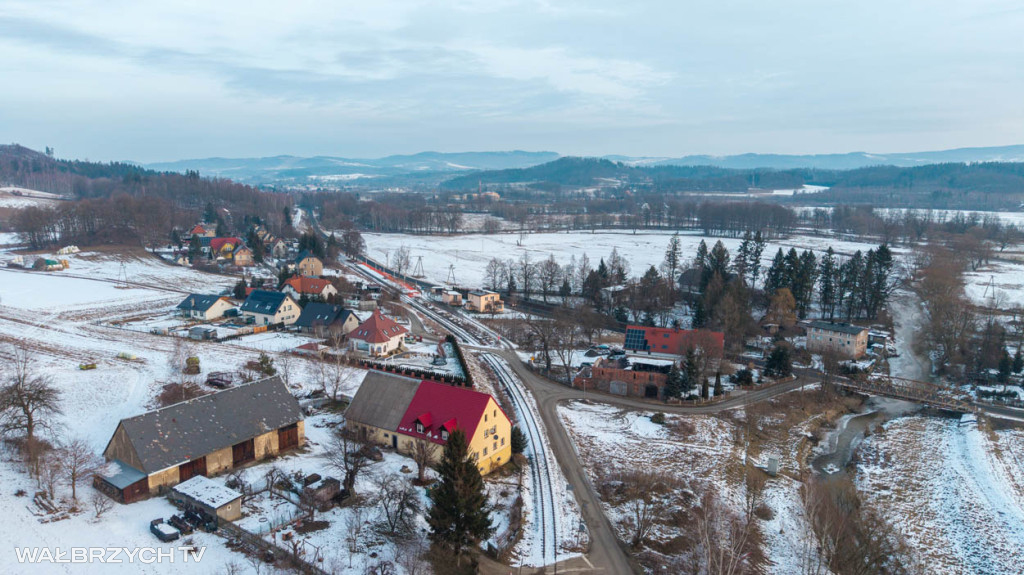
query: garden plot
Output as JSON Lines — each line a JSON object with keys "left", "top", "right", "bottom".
{"left": 361, "top": 230, "right": 900, "bottom": 288}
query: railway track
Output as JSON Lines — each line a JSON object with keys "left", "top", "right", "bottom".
{"left": 481, "top": 352, "right": 559, "bottom": 565}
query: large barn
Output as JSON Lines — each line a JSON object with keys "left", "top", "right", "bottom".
{"left": 95, "top": 376, "right": 304, "bottom": 503}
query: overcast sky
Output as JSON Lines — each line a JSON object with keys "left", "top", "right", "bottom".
{"left": 2, "top": 0, "right": 1023, "bottom": 162}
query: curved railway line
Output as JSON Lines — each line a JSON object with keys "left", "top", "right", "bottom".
{"left": 481, "top": 352, "right": 559, "bottom": 566}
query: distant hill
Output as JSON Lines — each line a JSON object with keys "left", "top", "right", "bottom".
{"left": 441, "top": 157, "right": 805, "bottom": 191}
{"left": 145, "top": 150, "right": 560, "bottom": 183}
{"left": 623, "top": 145, "right": 1024, "bottom": 170}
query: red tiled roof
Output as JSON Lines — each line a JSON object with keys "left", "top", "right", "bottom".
{"left": 350, "top": 309, "right": 408, "bottom": 344}
{"left": 190, "top": 225, "right": 207, "bottom": 235}
{"left": 396, "top": 380, "right": 499, "bottom": 445}
{"left": 283, "top": 276, "right": 333, "bottom": 295}
{"left": 210, "top": 237, "right": 244, "bottom": 252}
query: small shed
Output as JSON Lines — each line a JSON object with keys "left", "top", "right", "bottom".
{"left": 172, "top": 476, "right": 243, "bottom": 522}
{"left": 94, "top": 459, "right": 149, "bottom": 503}
{"left": 189, "top": 326, "right": 217, "bottom": 341}
{"left": 302, "top": 476, "right": 341, "bottom": 511}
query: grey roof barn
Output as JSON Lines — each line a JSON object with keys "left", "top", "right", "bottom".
{"left": 104, "top": 376, "right": 301, "bottom": 474}
{"left": 344, "top": 371, "right": 420, "bottom": 433}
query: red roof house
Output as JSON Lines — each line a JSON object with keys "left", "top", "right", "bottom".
{"left": 348, "top": 309, "right": 409, "bottom": 356}
{"left": 210, "top": 237, "right": 245, "bottom": 255}
{"left": 282, "top": 276, "right": 338, "bottom": 300}
{"left": 396, "top": 380, "right": 502, "bottom": 446}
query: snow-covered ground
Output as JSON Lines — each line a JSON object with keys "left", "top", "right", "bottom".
{"left": 360, "top": 230, "right": 900, "bottom": 288}
{"left": 857, "top": 416, "right": 1024, "bottom": 574}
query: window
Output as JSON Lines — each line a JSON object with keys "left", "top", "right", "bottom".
{"left": 501, "top": 437, "right": 505, "bottom": 446}
{"left": 484, "top": 414, "right": 488, "bottom": 422}
{"left": 441, "top": 429, "right": 449, "bottom": 441}
{"left": 493, "top": 441, "right": 497, "bottom": 451}
{"left": 483, "top": 447, "right": 488, "bottom": 455}
{"left": 415, "top": 422, "right": 424, "bottom": 434}
{"left": 493, "top": 409, "right": 497, "bottom": 417}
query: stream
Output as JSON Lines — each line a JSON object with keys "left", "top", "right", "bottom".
{"left": 811, "top": 396, "right": 920, "bottom": 479}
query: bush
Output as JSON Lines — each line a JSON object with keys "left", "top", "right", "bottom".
{"left": 650, "top": 412, "right": 666, "bottom": 425}
{"left": 731, "top": 368, "right": 754, "bottom": 386}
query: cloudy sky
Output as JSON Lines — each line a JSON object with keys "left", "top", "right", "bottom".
{"left": 2, "top": 0, "right": 1023, "bottom": 162}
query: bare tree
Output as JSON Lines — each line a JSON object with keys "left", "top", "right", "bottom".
{"left": 372, "top": 472, "right": 420, "bottom": 536}
{"left": 60, "top": 437, "right": 101, "bottom": 503}
{"left": 396, "top": 531, "right": 431, "bottom": 575}
{"left": 623, "top": 471, "right": 663, "bottom": 548}
{"left": 411, "top": 440, "right": 434, "bottom": 484}
{"left": 392, "top": 245, "right": 412, "bottom": 276}
{"left": 694, "top": 490, "right": 757, "bottom": 575}
{"left": 551, "top": 306, "right": 585, "bottom": 385}
{"left": 38, "top": 450, "right": 62, "bottom": 499}
{"left": 345, "top": 506, "right": 366, "bottom": 568}
{"left": 0, "top": 345, "right": 63, "bottom": 443}
{"left": 327, "top": 430, "right": 370, "bottom": 495}
{"left": 90, "top": 491, "right": 113, "bottom": 519}
{"left": 319, "top": 353, "right": 358, "bottom": 402}
{"left": 276, "top": 352, "right": 295, "bottom": 388}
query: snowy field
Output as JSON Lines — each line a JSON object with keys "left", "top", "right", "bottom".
{"left": 857, "top": 416, "right": 1024, "bottom": 575}
{"left": 359, "top": 230, "right": 898, "bottom": 288}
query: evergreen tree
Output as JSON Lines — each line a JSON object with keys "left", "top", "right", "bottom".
{"left": 559, "top": 278, "right": 572, "bottom": 298}
{"left": 664, "top": 364, "right": 685, "bottom": 399}
{"left": 749, "top": 231, "right": 767, "bottom": 288}
{"left": 663, "top": 234, "right": 682, "bottom": 290}
{"left": 257, "top": 352, "right": 277, "bottom": 376}
{"left": 510, "top": 426, "right": 527, "bottom": 454}
{"left": 700, "top": 378, "right": 709, "bottom": 400}
{"left": 233, "top": 279, "right": 247, "bottom": 300}
{"left": 765, "top": 346, "right": 792, "bottom": 378}
{"left": 734, "top": 231, "right": 751, "bottom": 282}
{"left": 818, "top": 247, "right": 837, "bottom": 319}
{"left": 764, "top": 248, "right": 787, "bottom": 295}
{"left": 1014, "top": 348, "right": 1024, "bottom": 374}
{"left": 683, "top": 349, "right": 700, "bottom": 395}
{"left": 707, "top": 241, "right": 731, "bottom": 283}
{"left": 203, "top": 202, "right": 217, "bottom": 223}
{"left": 998, "top": 349, "right": 1012, "bottom": 384}
{"left": 793, "top": 250, "right": 818, "bottom": 318}
{"left": 427, "top": 429, "right": 493, "bottom": 563}
{"left": 283, "top": 205, "right": 293, "bottom": 230}
{"left": 713, "top": 371, "right": 723, "bottom": 398}
{"left": 188, "top": 234, "right": 202, "bottom": 262}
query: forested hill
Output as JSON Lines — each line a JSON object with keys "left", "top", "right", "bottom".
{"left": 440, "top": 157, "right": 806, "bottom": 191}
{"left": 441, "top": 156, "right": 1024, "bottom": 208}
{"left": 0, "top": 144, "right": 291, "bottom": 248}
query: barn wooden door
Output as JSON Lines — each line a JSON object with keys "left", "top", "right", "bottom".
{"left": 232, "top": 439, "right": 255, "bottom": 466}
{"left": 178, "top": 457, "right": 207, "bottom": 481}
{"left": 278, "top": 423, "right": 299, "bottom": 451}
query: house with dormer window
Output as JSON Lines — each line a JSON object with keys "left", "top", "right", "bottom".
{"left": 343, "top": 372, "right": 511, "bottom": 475}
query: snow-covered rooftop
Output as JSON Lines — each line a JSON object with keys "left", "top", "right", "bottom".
{"left": 173, "top": 475, "right": 242, "bottom": 508}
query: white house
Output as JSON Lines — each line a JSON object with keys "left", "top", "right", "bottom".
{"left": 240, "top": 290, "right": 301, "bottom": 326}
{"left": 176, "top": 294, "right": 235, "bottom": 321}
